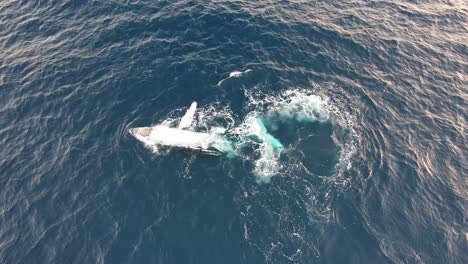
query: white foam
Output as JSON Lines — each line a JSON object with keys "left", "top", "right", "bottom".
{"left": 233, "top": 114, "right": 284, "bottom": 182}
{"left": 229, "top": 69, "right": 252, "bottom": 77}
{"left": 241, "top": 87, "right": 360, "bottom": 183}
{"left": 232, "top": 89, "right": 334, "bottom": 182}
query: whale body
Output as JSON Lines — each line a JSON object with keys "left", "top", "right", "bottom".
{"left": 128, "top": 125, "right": 233, "bottom": 155}
{"left": 128, "top": 102, "right": 235, "bottom": 156}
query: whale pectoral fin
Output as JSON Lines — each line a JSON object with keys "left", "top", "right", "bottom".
{"left": 178, "top": 101, "right": 197, "bottom": 129}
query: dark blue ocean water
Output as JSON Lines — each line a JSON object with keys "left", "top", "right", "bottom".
{"left": 1, "top": 1, "right": 467, "bottom": 263}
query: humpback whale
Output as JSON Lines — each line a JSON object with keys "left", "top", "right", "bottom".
{"left": 128, "top": 102, "right": 235, "bottom": 156}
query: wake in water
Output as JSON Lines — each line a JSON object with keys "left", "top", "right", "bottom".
{"left": 129, "top": 87, "right": 359, "bottom": 183}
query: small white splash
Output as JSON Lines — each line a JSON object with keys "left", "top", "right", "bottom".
{"left": 217, "top": 69, "right": 252, "bottom": 86}
{"left": 229, "top": 69, "right": 252, "bottom": 77}
{"left": 210, "top": 126, "right": 227, "bottom": 134}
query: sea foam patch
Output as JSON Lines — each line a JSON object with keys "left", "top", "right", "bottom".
{"left": 231, "top": 89, "right": 336, "bottom": 182}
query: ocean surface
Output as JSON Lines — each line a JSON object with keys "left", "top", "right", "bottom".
{"left": 1, "top": 1, "right": 467, "bottom": 263}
